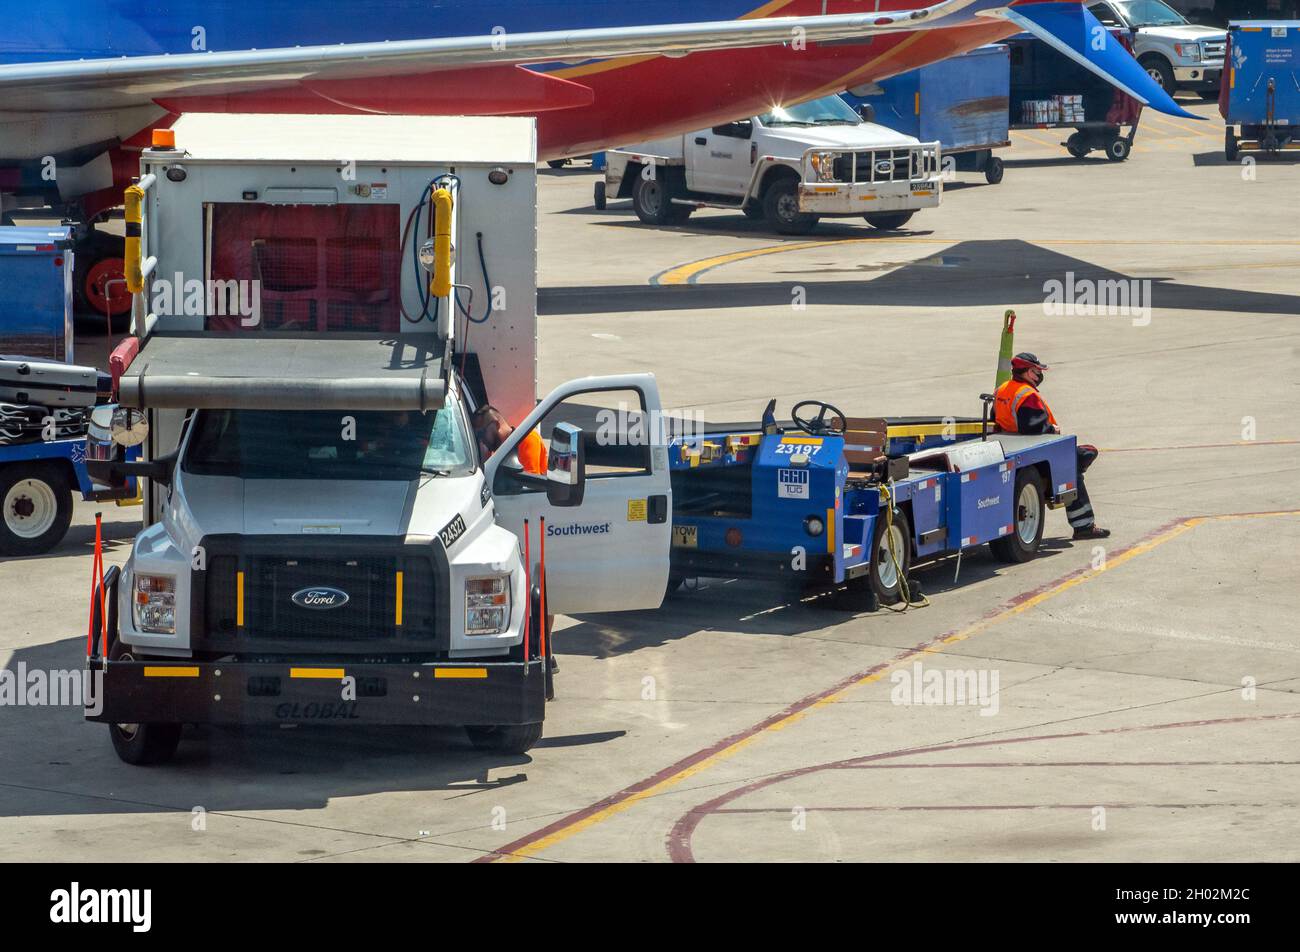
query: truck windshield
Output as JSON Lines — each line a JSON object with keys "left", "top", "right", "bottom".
{"left": 759, "top": 95, "right": 862, "bottom": 127}
{"left": 182, "top": 405, "right": 474, "bottom": 480}
{"left": 1112, "top": 0, "right": 1186, "bottom": 26}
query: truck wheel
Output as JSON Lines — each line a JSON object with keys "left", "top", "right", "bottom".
{"left": 1105, "top": 138, "right": 1131, "bottom": 162}
{"left": 990, "top": 470, "right": 1046, "bottom": 564}
{"left": 984, "top": 156, "right": 1005, "bottom": 184}
{"left": 1066, "top": 133, "right": 1089, "bottom": 159}
{"left": 1225, "top": 128, "right": 1239, "bottom": 162}
{"left": 0, "top": 462, "right": 73, "bottom": 556}
{"left": 593, "top": 180, "right": 607, "bottom": 210}
{"left": 106, "top": 645, "right": 183, "bottom": 766}
{"left": 864, "top": 211, "right": 916, "bottom": 230}
{"left": 850, "top": 508, "right": 912, "bottom": 607}
{"left": 466, "top": 722, "right": 543, "bottom": 754}
{"left": 73, "top": 231, "right": 130, "bottom": 320}
{"left": 1140, "top": 55, "right": 1175, "bottom": 94}
{"left": 763, "top": 179, "right": 819, "bottom": 235}
{"left": 633, "top": 174, "right": 686, "bottom": 226}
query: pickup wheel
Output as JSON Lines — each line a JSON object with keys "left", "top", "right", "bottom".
{"left": 990, "top": 470, "right": 1046, "bottom": 564}
{"left": 632, "top": 173, "right": 690, "bottom": 225}
{"left": 1140, "top": 55, "right": 1175, "bottom": 94}
{"left": 763, "top": 178, "right": 819, "bottom": 235}
{"left": 864, "top": 211, "right": 916, "bottom": 230}
{"left": 0, "top": 462, "right": 73, "bottom": 557}
{"left": 106, "top": 644, "right": 183, "bottom": 766}
{"left": 466, "top": 722, "right": 543, "bottom": 754}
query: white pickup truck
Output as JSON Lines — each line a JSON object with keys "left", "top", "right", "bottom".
{"left": 598, "top": 94, "right": 942, "bottom": 235}
{"left": 1087, "top": 0, "right": 1227, "bottom": 96}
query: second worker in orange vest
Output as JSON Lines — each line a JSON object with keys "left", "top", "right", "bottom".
{"left": 993, "top": 352, "right": 1109, "bottom": 541}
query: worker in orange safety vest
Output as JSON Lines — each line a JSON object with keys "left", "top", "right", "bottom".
{"left": 472, "top": 404, "right": 548, "bottom": 476}
{"left": 993, "top": 352, "right": 1109, "bottom": 541}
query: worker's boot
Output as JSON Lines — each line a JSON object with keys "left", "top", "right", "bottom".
{"left": 1072, "top": 525, "right": 1111, "bottom": 540}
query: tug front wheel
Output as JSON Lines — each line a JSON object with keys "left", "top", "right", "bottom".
{"left": 990, "top": 470, "right": 1046, "bottom": 563}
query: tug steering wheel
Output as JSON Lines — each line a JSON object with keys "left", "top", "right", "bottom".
{"left": 791, "top": 400, "right": 848, "bottom": 437}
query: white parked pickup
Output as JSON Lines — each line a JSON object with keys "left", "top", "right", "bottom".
{"left": 598, "top": 94, "right": 942, "bottom": 235}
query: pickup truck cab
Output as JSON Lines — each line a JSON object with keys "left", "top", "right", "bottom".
{"left": 1087, "top": 0, "right": 1227, "bottom": 95}
{"left": 600, "top": 94, "right": 941, "bottom": 235}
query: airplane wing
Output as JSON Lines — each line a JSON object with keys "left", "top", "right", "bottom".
{"left": 996, "top": 1, "right": 1202, "bottom": 119}
{"left": 0, "top": 0, "right": 985, "bottom": 112}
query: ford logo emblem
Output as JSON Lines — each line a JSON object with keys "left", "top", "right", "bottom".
{"left": 291, "top": 587, "right": 350, "bottom": 610}
{"left": 874, "top": 159, "right": 894, "bottom": 175}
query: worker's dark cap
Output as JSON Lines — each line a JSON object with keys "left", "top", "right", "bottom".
{"left": 1011, "top": 352, "right": 1048, "bottom": 371}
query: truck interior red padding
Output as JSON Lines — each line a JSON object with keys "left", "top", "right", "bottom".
{"left": 207, "top": 203, "right": 402, "bottom": 333}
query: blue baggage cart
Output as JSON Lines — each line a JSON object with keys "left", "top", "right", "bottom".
{"left": 841, "top": 45, "right": 1012, "bottom": 184}
{"left": 1223, "top": 21, "right": 1300, "bottom": 159}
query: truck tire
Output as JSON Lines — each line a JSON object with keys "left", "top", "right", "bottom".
{"left": 593, "top": 180, "right": 607, "bottom": 210}
{"left": 0, "top": 462, "right": 74, "bottom": 557}
{"left": 73, "top": 230, "right": 130, "bottom": 321}
{"left": 990, "top": 469, "right": 1046, "bottom": 564}
{"left": 864, "top": 211, "right": 916, "bottom": 230}
{"left": 465, "top": 722, "right": 543, "bottom": 754}
{"left": 763, "top": 178, "right": 819, "bottom": 235}
{"left": 1225, "top": 128, "right": 1239, "bottom": 162}
{"left": 843, "top": 508, "right": 911, "bottom": 609}
{"left": 107, "top": 644, "right": 183, "bottom": 766}
{"left": 632, "top": 173, "right": 691, "bottom": 225}
{"left": 1140, "top": 55, "right": 1175, "bottom": 94}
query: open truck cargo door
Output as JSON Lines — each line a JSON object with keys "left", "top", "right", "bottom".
{"left": 118, "top": 333, "right": 446, "bottom": 411}
{"left": 487, "top": 374, "right": 672, "bottom": 616}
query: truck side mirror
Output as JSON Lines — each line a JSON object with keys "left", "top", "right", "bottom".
{"left": 856, "top": 103, "right": 875, "bottom": 122}
{"left": 545, "top": 422, "right": 586, "bottom": 507}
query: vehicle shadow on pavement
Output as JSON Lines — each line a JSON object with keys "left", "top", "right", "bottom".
{"left": 0, "top": 636, "right": 584, "bottom": 817}
{"left": 539, "top": 239, "right": 1300, "bottom": 316}
{"left": 556, "top": 538, "right": 1076, "bottom": 660}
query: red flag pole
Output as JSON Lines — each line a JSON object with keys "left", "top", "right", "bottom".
{"left": 522, "top": 519, "right": 531, "bottom": 672}
{"left": 538, "top": 516, "right": 547, "bottom": 662}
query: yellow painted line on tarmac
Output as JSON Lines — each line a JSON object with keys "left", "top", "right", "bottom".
{"left": 652, "top": 237, "right": 1300, "bottom": 285}
{"left": 490, "top": 509, "right": 1300, "bottom": 862}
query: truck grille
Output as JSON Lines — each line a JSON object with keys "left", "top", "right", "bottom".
{"left": 194, "top": 536, "right": 446, "bottom": 653}
{"left": 830, "top": 145, "right": 939, "bottom": 184}
{"left": 1203, "top": 39, "right": 1226, "bottom": 60}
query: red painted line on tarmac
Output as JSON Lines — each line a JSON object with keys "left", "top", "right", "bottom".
{"left": 478, "top": 516, "right": 1192, "bottom": 862}
{"left": 1101, "top": 439, "right": 1299, "bottom": 453}
{"left": 666, "top": 711, "right": 1300, "bottom": 862}
{"left": 713, "top": 801, "right": 1289, "bottom": 813}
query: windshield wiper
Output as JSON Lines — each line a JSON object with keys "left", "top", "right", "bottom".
{"left": 421, "top": 466, "right": 452, "bottom": 477}
{"left": 812, "top": 118, "right": 854, "bottom": 125}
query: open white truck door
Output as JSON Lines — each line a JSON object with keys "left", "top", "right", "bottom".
{"left": 487, "top": 373, "right": 671, "bottom": 615}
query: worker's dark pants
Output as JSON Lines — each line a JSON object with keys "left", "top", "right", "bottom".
{"left": 1067, "top": 444, "right": 1099, "bottom": 529}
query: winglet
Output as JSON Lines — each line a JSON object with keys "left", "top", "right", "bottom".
{"left": 1003, "top": 1, "right": 1203, "bottom": 119}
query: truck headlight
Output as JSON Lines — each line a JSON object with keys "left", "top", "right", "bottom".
{"left": 134, "top": 573, "right": 176, "bottom": 634}
{"left": 465, "top": 575, "right": 511, "bottom": 635}
{"left": 809, "top": 151, "right": 839, "bottom": 182}
{"left": 1175, "top": 42, "right": 1201, "bottom": 61}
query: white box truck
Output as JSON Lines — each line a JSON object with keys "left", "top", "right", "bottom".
{"left": 85, "top": 114, "right": 673, "bottom": 763}
{"left": 598, "top": 94, "right": 942, "bottom": 235}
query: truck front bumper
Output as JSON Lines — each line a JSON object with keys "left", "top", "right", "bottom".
{"left": 85, "top": 658, "right": 546, "bottom": 726}
{"left": 798, "top": 179, "right": 941, "bottom": 215}
{"left": 1174, "top": 65, "right": 1222, "bottom": 87}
